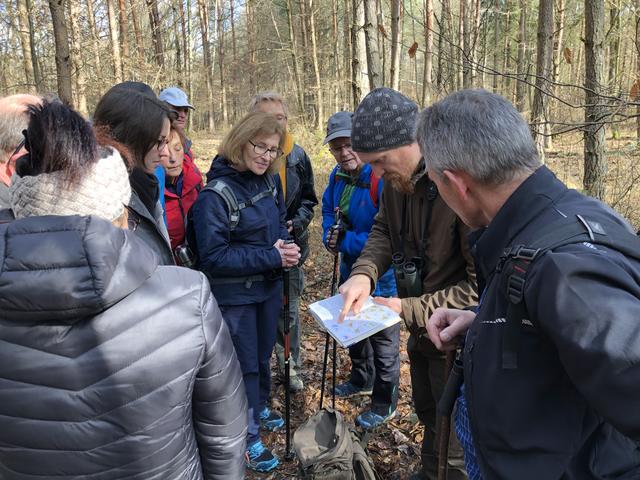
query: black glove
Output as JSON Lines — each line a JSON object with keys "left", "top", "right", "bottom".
{"left": 326, "top": 223, "right": 345, "bottom": 254}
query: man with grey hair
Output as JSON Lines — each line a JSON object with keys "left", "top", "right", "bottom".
{"left": 339, "top": 87, "right": 477, "bottom": 480}
{"left": 250, "top": 92, "right": 318, "bottom": 392}
{"left": 0, "top": 94, "right": 40, "bottom": 208}
{"left": 422, "top": 89, "right": 640, "bottom": 479}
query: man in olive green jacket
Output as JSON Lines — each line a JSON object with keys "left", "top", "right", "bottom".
{"left": 339, "top": 88, "right": 477, "bottom": 480}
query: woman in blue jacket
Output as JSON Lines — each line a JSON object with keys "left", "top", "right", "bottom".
{"left": 191, "top": 111, "right": 300, "bottom": 473}
{"left": 321, "top": 111, "right": 400, "bottom": 430}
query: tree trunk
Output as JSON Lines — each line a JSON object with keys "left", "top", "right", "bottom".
{"left": 130, "top": 0, "right": 143, "bottom": 52}
{"left": 390, "top": 0, "right": 401, "bottom": 90}
{"left": 515, "top": 0, "right": 527, "bottom": 111}
{"left": 230, "top": 0, "right": 238, "bottom": 120}
{"left": 492, "top": 0, "right": 500, "bottom": 92}
{"left": 636, "top": 0, "right": 640, "bottom": 141}
{"left": 552, "top": 0, "right": 565, "bottom": 90}
{"left": 502, "top": 0, "right": 512, "bottom": 93}
{"left": 376, "top": 0, "right": 386, "bottom": 86}
{"left": 216, "top": 0, "right": 228, "bottom": 125}
{"left": 332, "top": 0, "right": 340, "bottom": 112}
{"left": 68, "top": 0, "right": 87, "bottom": 115}
{"left": 106, "top": 0, "right": 123, "bottom": 82}
{"left": 583, "top": 0, "right": 606, "bottom": 199}
{"left": 16, "top": 0, "right": 36, "bottom": 90}
{"left": 422, "top": 0, "right": 434, "bottom": 106}
{"left": 343, "top": 0, "right": 352, "bottom": 109}
{"left": 307, "top": 0, "right": 324, "bottom": 129}
{"left": 173, "top": 0, "right": 183, "bottom": 82}
{"left": 25, "top": 0, "right": 43, "bottom": 90}
{"left": 352, "top": 0, "right": 368, "bottom": 107}
{"left": 462, "top": 0, "right": 472, "bottom": 88}
{"left": 85, "top": 0, "right": 102, "bottom": 72}
{"left": 118, "top": 0, "right": 130, "bottom": 76}
{"left": 530, "top": 0, "right": 554, "bottom": 161}
{"left": 285, "top": 0, "right": 304, "bottom": 114}
{"left": 197, "top": 0, "right": 215, "bottom": 132}
{"left": 147, "top": 0, "right": 164, "bottom": 67}
{"left": 363, "top": 0, "right": 382, "bottom": 89}
{"left": 49, "top": 0, "right": 73, "bottom": 103}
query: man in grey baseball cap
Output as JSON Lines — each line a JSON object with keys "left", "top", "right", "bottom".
{"left": 339, "top": 87, "right": 478, "bottom": 480}
{"left": 159, "top": 86, "right": 195, "bottom": 161}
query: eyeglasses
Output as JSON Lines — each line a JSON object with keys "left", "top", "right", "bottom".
{"left": 249, "top": 140, "right": 282, "bottom": 159}
{"left": 11, "top": 138, "right": 26, "bottom": 158}
{"left": 329, "top": 144, "right": 353, "bottom": 155}
{"left": 156, "top": 137, "right": 170, "bottom": 151}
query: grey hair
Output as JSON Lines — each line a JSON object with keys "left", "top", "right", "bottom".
{"left": 415, "top": 89, "right": 540, "bottom": 185}
{"left": 247, "top": 91, "right": 289, "bottom": 115}
{"left": 0, "top": 109, "right": 28, "bottom": 158}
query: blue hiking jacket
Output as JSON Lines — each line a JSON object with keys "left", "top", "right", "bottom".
{"left": 191, "top": 155, "right": 289, "bottom": 306}
{"left": 322, "top": 164, "right": 397, "bottom": 296}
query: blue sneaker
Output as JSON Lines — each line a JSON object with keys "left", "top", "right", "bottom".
{"left": 334, "top": 381, "right": 373, "bottom": 398}
{"left": 246, "top": 440, "right": 279, "bottom": 472}
{"left": 356, "top": 409, "right": 397, "bottom": 429}
{"left": 259, "top": 407, "right": 285, "bottom": 431}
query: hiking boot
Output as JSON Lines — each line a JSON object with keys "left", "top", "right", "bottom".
{"left": 356, "top": 409, "right": 397, "bottom": 429}
{"left": 259, "top": 407, "right": 285, "bottom": 431}
{"left": 334, "top": 381, "right": 373, "bottom": 398}
{"left": 246, "top": 440, "right": 279, "bottom": 472}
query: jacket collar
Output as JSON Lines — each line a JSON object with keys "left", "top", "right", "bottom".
{"left": 473, "top": 166, "right": 568, "bottom": 281}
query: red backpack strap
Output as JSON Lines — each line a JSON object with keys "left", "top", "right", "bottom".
{"left": 369, "top": 172, "right": 380, "bottom": 208}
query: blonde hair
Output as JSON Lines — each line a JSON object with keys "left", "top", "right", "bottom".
{"left": 247, "top": 91, "right": 289, "bottom": 116}
{"left": 219, "top": 111, "right": 285, "bottom": 175}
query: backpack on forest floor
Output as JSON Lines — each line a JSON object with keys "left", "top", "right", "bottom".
{"left": 293, "top": 408, "right": 380, "bottom": 480}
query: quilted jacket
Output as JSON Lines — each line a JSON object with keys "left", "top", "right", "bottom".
{"left": 0, "top": 215, "right": 247, "bottom": 479}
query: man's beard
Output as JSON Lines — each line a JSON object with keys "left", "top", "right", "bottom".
{"left": 386, "top": 172, "right": 415, "bottom": 194}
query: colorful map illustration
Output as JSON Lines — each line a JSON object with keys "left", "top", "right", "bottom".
{"left": 309, "top": 295, "right": 401, "bottom": 348}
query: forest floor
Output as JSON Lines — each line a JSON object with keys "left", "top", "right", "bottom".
{"left": 190, "top": 126, "right": 640, "bottom": 479}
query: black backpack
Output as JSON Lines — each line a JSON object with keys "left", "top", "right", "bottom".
{"left": 498, "top": 214, "right": 640, "bottom": 370}
{"left": 181, "top": 174, "right": 278, "bottom": 268}
{"left": 293, "top": 409, "right": 379, "bottom": 480}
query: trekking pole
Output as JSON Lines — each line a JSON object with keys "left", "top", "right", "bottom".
{"left": 437, "top": 350, "right": 456, "bottom": 480}
{"left": 283, "top": 238, "right": 295, "bottom": 461}
{"left": 319, "top": 209, "right": 342, "bottom": 411}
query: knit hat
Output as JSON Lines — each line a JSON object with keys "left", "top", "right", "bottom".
{"left": 10, "top": 147, "right": 131, "bottom": 222}
{"left": 351, "top": 87, "right": 418, "bottom": 153}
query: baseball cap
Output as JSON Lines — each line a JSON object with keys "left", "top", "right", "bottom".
{"left": 159, "top": 87, "right": 194, "bottom": 110}
{"left": 323, "top": 111, "right": 353, "bottom": 144}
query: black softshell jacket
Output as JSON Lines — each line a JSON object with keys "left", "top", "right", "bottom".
{"left": 0, "top": 215, "right": 247, "bottom": 479}
{"left": 466, "top": 166, "right": 640, "bottom": 479}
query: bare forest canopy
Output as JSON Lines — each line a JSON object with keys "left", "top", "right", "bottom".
{"left": 1, "top": 0, "right": 640, "bottom": 218}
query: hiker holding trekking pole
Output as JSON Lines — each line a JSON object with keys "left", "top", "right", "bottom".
{"left": 320, "top": 111, "right": 398, "bottom": 427}
{"left": 337, "top": 89, "right": 478, "bottom": 480}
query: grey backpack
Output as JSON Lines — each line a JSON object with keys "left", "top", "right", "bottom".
{"left": 294, "top": 409, "right": 379, "bottom": 480}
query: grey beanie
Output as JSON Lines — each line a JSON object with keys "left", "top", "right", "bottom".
{"left": 351, "top": 87, "right": 418, "bottom": 153}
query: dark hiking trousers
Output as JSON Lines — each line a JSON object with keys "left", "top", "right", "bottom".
{"left": 348, "top": 322, "right": 401, "bottom": 415}
{"left": 408, "top": 333, "right": 467, "bottom": 480}
{"left": 220, "top": 285, "right": 282, "bottom": 446}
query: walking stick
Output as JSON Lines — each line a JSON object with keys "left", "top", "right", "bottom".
{"left": 283, "top": 239, "right": 295, "bottom": 460}
{"left": 437, "top": 350, "right": 456, "bottom": 480}
{"left": 319, "top": 209, "right": 342, "bottom": 411}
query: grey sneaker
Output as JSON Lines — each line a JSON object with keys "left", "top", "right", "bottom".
{"left": 289, "top": 374, "right": 304, "bottom": 392}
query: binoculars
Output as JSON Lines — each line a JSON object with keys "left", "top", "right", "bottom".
{"left": 392, "top": 252, "right": 423, "bottom": 298}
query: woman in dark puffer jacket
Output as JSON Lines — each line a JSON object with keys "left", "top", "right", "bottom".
{"left": 0, "top": 100, "right": 247, "bottom": 479}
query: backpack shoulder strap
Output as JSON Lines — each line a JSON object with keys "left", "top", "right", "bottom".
{"left": 203, "top": 179, "right": 241, "bottom": 230}
{"left": 500, "top": 214, "right": 640, "bottom": 370}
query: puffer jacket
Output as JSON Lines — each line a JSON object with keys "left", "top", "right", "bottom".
{"left": 127, "top": 189, "right": 175, "bottom": 265}
{"left": 0, "top": 215, "right": 248, "bottom": 480}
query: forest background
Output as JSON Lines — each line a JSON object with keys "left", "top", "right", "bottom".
{"left": 1, "top": 0, "right": 640, "bottom": 476}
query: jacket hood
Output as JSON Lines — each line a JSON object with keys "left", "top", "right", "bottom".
{"left": 0, "top": 215, "right": 157, "bottom": 323}
{"left": 206, "top": 155, "right": 243, "bottom": 183}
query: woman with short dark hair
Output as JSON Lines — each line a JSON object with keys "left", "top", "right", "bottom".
{"left": 0, "top": 100, "right": 248, "bottom": 479}
{"left": 93, "top": 86, "right": 175, "bottom": 264}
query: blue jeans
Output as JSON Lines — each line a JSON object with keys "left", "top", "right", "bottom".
{"left": 220, "top": 284, "right": 282, "bottom": 446}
